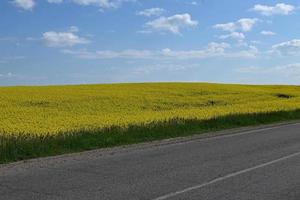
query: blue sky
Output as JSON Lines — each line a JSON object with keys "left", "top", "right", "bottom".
{"left": 1, "top": 0, "right": 300, "bottom": 86}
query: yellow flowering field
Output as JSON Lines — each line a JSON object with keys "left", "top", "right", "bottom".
{"left": 1, "top": 83, "right": 300, "bottom": 136}
{"left": 1, "top": 83, "right": 300, "bottom": 163}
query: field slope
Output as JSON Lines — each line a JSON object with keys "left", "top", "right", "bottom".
{"left": 1, "top": 83, "right": 300, "bottom": 163}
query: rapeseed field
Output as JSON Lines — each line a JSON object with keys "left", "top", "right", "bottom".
{"left": 1, "top": 83, "right": 300, "bottom": 163}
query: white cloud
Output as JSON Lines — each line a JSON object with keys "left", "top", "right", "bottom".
{"left": 252, "top": 3, "right": 295, "bottom": 16}
{"left": 272, "top": 39, "right": 300, "bottom": 55}
{"left": 144, "top": 13, "right": 198, "bottom": 34}
{"left": 42, "top": 28, "right": 90, "bottom": 47}
{"left": 71, "top": 0, "right": 135, "bottom": 9}
{"left": 219, "top": 32, "right": 245, "bottom": 41}
{"left": 251, "top": 40, "right": 261, "bottom": 44}
{"left": 136, "top": 8, "right": 165, "bottom": 17}
{"left": 276, "top": 63, "right": 300, "bottom": 78}
{"left": 62, "top": 42, "right": 258, "bottom": 60}
{"left": 12, "top": 0, "right": 35, "bottom": 11}
{"left": 48, "top": 0, "right": 63, "bottom": 3}
{"left": 226, "top": 45, "right": 258, "bottom": 58}
{"left": 62, "top": 49, "right": 153, "bottom": 59}
{"left": 49, "top": 0, "right": 136, "bottom": 8}
{"left": 159, "top": 42, "right": 230, "bottom": 59}
{"left": 72, "top": 0, "right": 112, "bottom": 8}
{"left": 214, "top": 22, "right": 236, "bottom": 32}
{"left": 133, "top": 63, "right": 198, "bottom": 74}
{"left": 261, "top": 30, "right": 276, "bottom": 36}
{"left": 0, "top": 72, "right": 15, "bottom": 78}
{"left": 237, "top": 63, "right": 300, "bottom": 79}
{"left": 62, "top": 43, "right": 229, "bottom": 59}
{"left": 238, "top": 18, "right": 258, "bottom": 32}
{"left": 214, "top": 18, "right": 258, "bottom": 33}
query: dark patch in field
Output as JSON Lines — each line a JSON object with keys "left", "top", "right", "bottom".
{"left": 206, "top": 100, "right": 217, "bottom": 106}
{"left": 197, "top": 100, "right": 227, "bottom": 107}
{"left": 274, "top": 93, "right": 294, "bottom": 99}
{"left": 21, "top": 100, "right": 53, "bottom": 108}
{"left": 148, "top": 100, "right": 227, "bottom": 111}
{"left": 190, "top": 91, "right": 240, "bottom": 96}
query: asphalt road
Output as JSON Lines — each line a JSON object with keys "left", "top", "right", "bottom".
{"left": 1, "top": 122, "right": 300, "bottom": 200}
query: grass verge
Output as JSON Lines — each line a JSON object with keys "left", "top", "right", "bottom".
{"left": 1, "top": 109, "right": 300, "bottom": 164}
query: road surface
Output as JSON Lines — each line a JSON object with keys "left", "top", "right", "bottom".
{"left": 1, "top": 122, "right": 300, "bottom": 200}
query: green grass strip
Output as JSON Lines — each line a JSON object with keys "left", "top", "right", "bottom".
{"left": 1, "top": 109, "right": 300, "bottom": 164}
